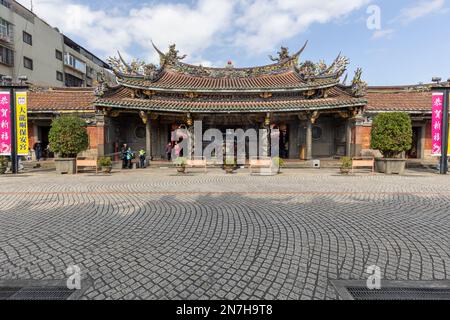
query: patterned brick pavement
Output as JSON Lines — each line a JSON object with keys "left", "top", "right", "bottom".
{"left": 0, "top": 169, "right": 449, "bottom": 300}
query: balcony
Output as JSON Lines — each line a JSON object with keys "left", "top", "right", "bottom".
{"left": 64, "top": 53, "right": 86, "bottom": 74}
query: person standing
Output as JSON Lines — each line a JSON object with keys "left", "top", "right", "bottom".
{"left": 126, "top": 147, "right": 134, "bottom": 169}
{"left": 121, "top": 143, "right": 129, "bottom": 169}
{"left": 33, "top": 141, "right": 43, "bottom": 162}
{"left": 139, "top": 148, "right": 147, "bottom": 169}
{"left": 165, "top": 142, "right": 173, "bottom": 161}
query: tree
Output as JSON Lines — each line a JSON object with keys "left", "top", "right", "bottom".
{"left": 371, "top": 112, "right": 413, "bottom": 158}
{"left": 49, "top": 115, "right": 89, "bottom": 158}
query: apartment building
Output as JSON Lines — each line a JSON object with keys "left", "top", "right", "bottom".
{"left": 0, "top": 0, "right": 111, "bottom": 87}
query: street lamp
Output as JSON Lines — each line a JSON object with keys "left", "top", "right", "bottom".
{"left": 0, "top": 76, "right": 29, "bottom": 174}
{"left": 432, "top": 77, "right": 450, "bottom": 174}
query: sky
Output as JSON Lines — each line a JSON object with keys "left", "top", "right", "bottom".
{"left": 17, "top": 0, "right": 450, "bottom": 85}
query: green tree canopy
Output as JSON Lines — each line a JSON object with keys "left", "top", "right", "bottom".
{"left": 49, "top": 115, "right": 89, "bottom": 158}
{"left": 370, "top": 112, "right": 413, "bottom": 158}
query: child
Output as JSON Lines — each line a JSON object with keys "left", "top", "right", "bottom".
{"left": 139, "top": 149, "right": 147, "bottom": 169}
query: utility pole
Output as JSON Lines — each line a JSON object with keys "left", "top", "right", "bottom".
{"left": 1, "top": 77, "right": 28, "bottom": 174}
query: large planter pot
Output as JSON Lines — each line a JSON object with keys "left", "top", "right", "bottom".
{"left": 102, "top": 166, "right": 112, "bottom": 174}
{"left": 55, "top": 158, "right": 76, "bottom": 175}
{"left": 375, "top": 158, "right": 406, "bottom": 175}
{"left": 177, "top": 166, "right": 186, "bottom": 174}
{"left": 340, "top": 167, "right": 351, "bottom": 175}
{"left": 225, "top": 166, "right": 235, "bottom": 174}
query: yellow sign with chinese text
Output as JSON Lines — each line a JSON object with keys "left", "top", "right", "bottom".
{"left": 15, "top": 92, "right": 28, "bottom": 156}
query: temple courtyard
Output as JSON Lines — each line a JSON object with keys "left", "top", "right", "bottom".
{"left": 0, "top": 169, "right": 449, "bottom": 300}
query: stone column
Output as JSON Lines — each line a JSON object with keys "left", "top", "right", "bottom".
{"left": 146, "top": 118, "right": 152, "bottom": 161}
{"left": 306, "top": 120, "right": 313, "bottom": 161}
{"left": 346, "top": 118, "right": 353, "bottom": 157}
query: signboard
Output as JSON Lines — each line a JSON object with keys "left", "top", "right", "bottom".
{"left": 15, "top": 92, "right": 28, "bottom": 156}
{"left": 432, "top": 92, "right": 450, "bottom": 156}
{"left": 0, "top": 91, "right": 11, "bottom": 156}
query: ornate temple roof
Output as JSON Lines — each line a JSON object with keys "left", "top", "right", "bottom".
{"left": 96, "top": 86, "right": 366, "bottom": 113}
{"left": 94, "top": 42, "right": 368, "bottom": 114}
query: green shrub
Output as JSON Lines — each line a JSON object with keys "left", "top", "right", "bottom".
{"left": 48, "top": 115, "right": 89, "bottom": 158}
{"left": 341, "top": 156, "right": 352, "bottom": 169}
{"left": 272, "top": 157, "right": 285, "bottom": 168}
{"left": 0, "top": 156, "right": 8, "bottom": 167}
{"left": 98, "top": 157, "right": 112, "bottom": 167}
{"left": 174, "top": 157, "right": 187, "bottom": 167}
{"left": 370, "top": 112, "right": 413, "bottom": 158}
{"left": 224, "top": 158, "right": 236, "bottom": 167}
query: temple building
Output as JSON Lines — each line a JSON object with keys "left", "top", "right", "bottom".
{"left": 26, "top": 43, "right": 435, "bottom": 163}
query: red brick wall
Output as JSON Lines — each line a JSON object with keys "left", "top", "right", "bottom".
{"left": 86, "top": 126, "right": 104, "bottom": 150}
{"left": 355, "top": 126, "right": 372, "bottom": 149}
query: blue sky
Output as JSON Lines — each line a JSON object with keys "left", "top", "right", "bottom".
{"left": 18, "top": 0, "right": 450, "bottom": 85}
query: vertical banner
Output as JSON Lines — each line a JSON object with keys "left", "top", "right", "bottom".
{"left": 0, "top": 91, "right": 11, "bottom": 156}
{"left": 15, "top": 92, "right": 29, "bottom": 156}
{"left": 432, "top": 92, "right": 444, "bottom": 156}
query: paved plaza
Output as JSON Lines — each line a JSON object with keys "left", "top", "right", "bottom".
{"left": 0, "top": 169, "right": 449, "bottom": 300}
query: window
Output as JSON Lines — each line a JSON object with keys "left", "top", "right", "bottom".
{"left": 0, "top": 18, "right": 12, "bottom": 42}
{"left": 312, "top": 126, "right": 323, "bottom": 140}
{"left": 23, "top": 57, "right": 33, "bottom": 70}
{"left": 64, "top": 53, "right": 86, "bottom": 73}
{"left": 55, "top": 50, "right": 63, "bottom": 61}
{"left": 0, "top": 46, "right": 14, "bottom": 66}
{"left": 65, "top": 73, "right": 83, "bottom": 87}
{"left": 23, "top": 31, "right": 32, "bottom": 45}
{"left": 56, "top": 71, "right": 63, "bottom": 81}
{"left": 86, "top": 66, "right": 95, "bottom": 79}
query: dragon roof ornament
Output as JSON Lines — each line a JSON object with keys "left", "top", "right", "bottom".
{"left": 298, "top": 53, "right": 349, "bottom": 80}
{"left": 351, "top": 68, "right": 368, "bottom": 97}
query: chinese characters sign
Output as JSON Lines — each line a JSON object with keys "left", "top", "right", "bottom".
{"left": 0, "top": 92, "right": 11, "bottom": 156}
{"left": 15, "top": 92, "right": 28, "bottom": 156}
{"left": 432, "top": 92, "right": 450, "bottom": 156}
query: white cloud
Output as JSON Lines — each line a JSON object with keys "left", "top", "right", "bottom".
{"left": 233, "top": 0, "right": 371, "bottom": 53}
{"left": 372, "top": 28, "right": 394, "bottom": 39}
{"left": 17, "top": 0, "right": 370, "bottom": 62}
{"left": 397, "top": 0, "right": 445, "bottom": 24}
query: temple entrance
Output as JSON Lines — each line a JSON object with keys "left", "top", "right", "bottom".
{"left": 407, "top": 127, "right": 422, "bottom": 159}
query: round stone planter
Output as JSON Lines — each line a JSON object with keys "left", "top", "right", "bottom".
{"left": 375, "top": 158, "right": 406, "bottom": 175}
{"left": 177, "top": 166, "right": 186, "bottom": 174}
{"left": 340, "top": 167, "right": 351, "bottom": 175}
{"left": 55, "top": 158, "right": 76, "bottom": 175}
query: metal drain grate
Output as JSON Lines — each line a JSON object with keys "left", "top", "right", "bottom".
{"left": 347, "top": 287, "right": 450, "bottom": 300}
{"left": 0, "top": 279, "right": 91, "bottom": 300}
{"left": 6, "top": 287, "right": 75, "bottom": 300}
{"left": 331, "top": 280, "right": 450, "bottom": 301}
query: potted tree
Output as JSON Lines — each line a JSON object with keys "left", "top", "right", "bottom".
{"left": 340, "top": 156, "right": 352, "bottom": 175}
{"left": 98, "top": 157, "right": 112, "bottom": 174}
{"left": 371, "top": 112, "right": 412, "bottom": 175}
{"left": 0, "top": 156, "right": 8, "bottom": 174}
{"left": 224, "top": 158, "right": 236, "bottom": 174}
{"left": 174, "top": 157, "right": 187, "bottom": 173}
{"left": 49, "top": 115, "right": 89, "bottom": 175}
{"left": 272, "top": 157, "right": 285, "bottom": 174}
